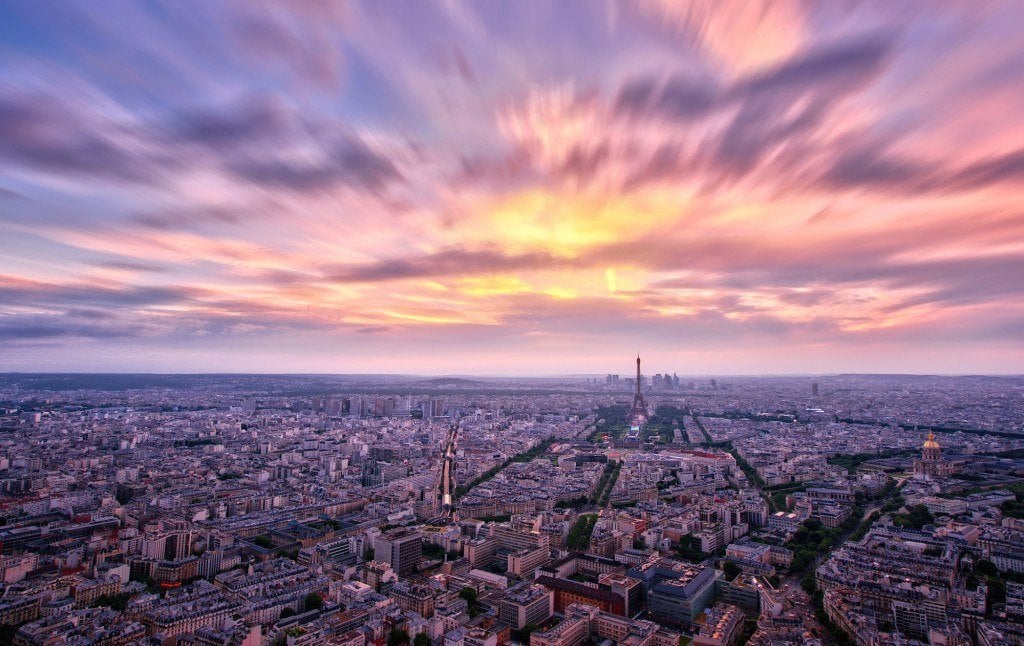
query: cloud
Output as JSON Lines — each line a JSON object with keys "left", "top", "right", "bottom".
{"left": 732, "top": 35, "right": 893, "bottom": 98}
{"left": 614, "top": 33, "right": 894, "bottom": 122}
{"left": 356, "top": 325, "right": 392, "bottom": 334}
{"left": 133, "top": 206, "right": 243, "bottom": 230}
{"left": 622, "top": 143, "right": 689, "bottom": 189}
{"left": 231, "top": 3, "right": 351, "bottom": 91}
{"left": 229, "top": 136, "right": 402, "bottom": 192}
{"left": 634, "top": 0, "right": 808, "bottom": 76}
{"left": 948, "top": 149, "right": 1024, "bottom": 190}
{"left": 557, "top": 142, "right": 611, "bottom": 184}
{"left": 327, "top": 248, "right": 575, "bottom": 283}
{"left": 93, "top": 260, "right": 167, "bottom": 273}
{"left": 454, "top": 148, "right": 536, "bottom": 189}
{"left": 615, "top": 74, "right": 720, "bottom": 120}
{"left": 0, "top": 312, "right": 153, "bottom": 342}
{"left": 708, "top": 93, "right": 830, "bottom": 182}
{"left": 634, "top": 231, "right": 1024, "bottom": 317}
{"left": 162, "top": 97, "right": 290, "bottom": 148}
{"left": 819, "top": 141, "right": 937, "bottom": 190}
{"left": 560, "top": 33, "right": 900, "bottom": 190}
{"left": 0, "top": 93, "right": 169, "bottom": 185}
{"left": 0, "top": 276, "right": 204, "bottom": 310}
{"left": 820, "top": 143, "right": 1024, "bottom": 193}
{"left": 0, "top": 2, "right": 1022, "bottom": 370}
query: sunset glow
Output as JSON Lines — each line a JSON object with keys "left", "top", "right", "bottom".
{"left": 1, "top": 1, "right": 1023, "bottom": 374}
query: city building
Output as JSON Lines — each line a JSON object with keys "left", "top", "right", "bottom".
{"left": 374, "top": 529, "right": 423, "bottom": 575}
{"left": 498, "top": 583, "right": 554, "bottom": 630}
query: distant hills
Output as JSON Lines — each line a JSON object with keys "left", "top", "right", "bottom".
{"left": 416, "top": 377, "right": 487, "bottom": 387}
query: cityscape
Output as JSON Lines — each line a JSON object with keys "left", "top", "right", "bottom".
{"left": 0, "top": 366, "right": 1022, "bottom": 645}
{"left": 2, "top": 2, "right": 1024, "bottom": 646}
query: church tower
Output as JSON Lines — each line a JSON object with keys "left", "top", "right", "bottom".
{"left": 914, "top": 431, "right": 949, "bottom": 479}
{"left": 922, "top": 431, "right": 942, "bottom": 464}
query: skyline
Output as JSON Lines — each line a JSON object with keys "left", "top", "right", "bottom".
{"left": 3, "top": 370, "right": 1022, "bottom": 378}
{"left": 2, "top": 2, "right": 1024, "bottom": 374}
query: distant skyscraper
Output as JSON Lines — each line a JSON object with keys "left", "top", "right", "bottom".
{"left": 812, "top": 382, "right": 819, "bottom": 396}
{"left": 425, "top": 398, "right": 444, "bottom": 418}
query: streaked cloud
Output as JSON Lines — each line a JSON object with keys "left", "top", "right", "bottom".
{"left": 0, "top": 1, "right": 1022, "bottom": 373}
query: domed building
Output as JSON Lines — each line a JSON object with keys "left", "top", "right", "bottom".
{"left": 913, "top": 431, "right": 956, "bottom": 480}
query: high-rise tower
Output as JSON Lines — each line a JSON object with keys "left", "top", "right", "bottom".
{"left": 629, "top": 355, "right": 647, "bottom": 435}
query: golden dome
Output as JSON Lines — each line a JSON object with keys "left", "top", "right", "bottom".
{"left": 922, "top": 432, "right": 940, "bottom": 450}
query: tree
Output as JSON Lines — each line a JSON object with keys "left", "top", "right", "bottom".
{"left": 414, "top": 633, "right": 431, "bottom": 646}
{"left": 801, "top": 571, "right": 818, "bottom": 595}
{"left": 93, "top": 593, "right": 131, "bottom": 612}
{"left": 363, "top": 547, "right": 375, "bottom": 561}
{"left": 280, "top": 607, "right": 296, "bottom": 619}
{"left": 722, "top": 561, "right": 741, "bottom": 581}
{"left": 511, "top": 623, "right": 538, "bottom": 643}
{"left": 388, "top": 628, "right": 410, "bottom": 646}
{"left": 988, "top": 579, "right": 1007, "bottom": 606}
{"left": 566, "top": 514, "right": 598, "bottom": 551}
{"left": 422, "top": 543, "right": 447, "bottom": 560}
{"left": 976, "top": 559, "right": 998, "bottom": 577}
{"left": 458, "top": 586, "right": 477, "bottom": 605}
{"left": 892, "top": 505, "right": 933, "bottom": 530}
{"left": 253, "top": 535, "right": 273, "bottom": 549}
{"left": 303, "top": 592, "right": 323, "bottom": 612}
{"left": 675, "top": 534, "right": 705, "bottom": 563}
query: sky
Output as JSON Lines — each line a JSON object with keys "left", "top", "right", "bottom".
{"left": 1, "top": 1, "right": 1023, "bottom": 376}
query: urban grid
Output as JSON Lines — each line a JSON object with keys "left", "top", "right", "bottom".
{"left": 0, "top": 365, "right": 1022, "bottom": 645}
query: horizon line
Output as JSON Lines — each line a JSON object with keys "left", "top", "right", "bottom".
{"left": 1, "top": 370, "right": 1022, "bottom": 379}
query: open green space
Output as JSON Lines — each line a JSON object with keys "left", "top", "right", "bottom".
{"left": 588, "top": 405, "right": 630, "bottom": 442}
{"left": 646, "top": 405, "right": 689, "bottom": 443}
{"left": 827, "top": 448, "right": 917, "bottom": 474}
{"left": 566, "top": 514, "right": 598, "bottom": 551}
{"left": 593, "top": 460, "right": 622, "bottom": 506}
